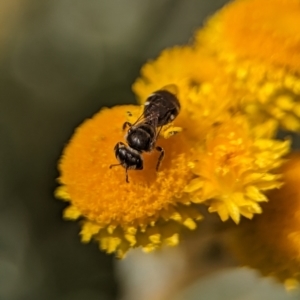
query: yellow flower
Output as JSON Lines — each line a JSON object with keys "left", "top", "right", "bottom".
{"left": 228, "top": 152, "right": 300, "bottom": 289}
{"left": 195, "top": 0, "right": 300, "bottom": 132}
{"left": 184, "top": 116, "right": 290, "bottom": 224}
{"left": 133, "top": 46, "right": 220, "bottom": 103}
{"left": 133, "top": 47, "right": 237, "bottom": 142}
{"left": 56, "top": 105, "right": 203, "bottom": 258}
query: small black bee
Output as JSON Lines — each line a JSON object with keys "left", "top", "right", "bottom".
{"left": 109, "top": 85, "right": 181, "bottom": 183}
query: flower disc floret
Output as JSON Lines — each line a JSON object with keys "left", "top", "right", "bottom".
{"left": 184, "top": 116, "right": 290, "bottom": 224}
{"left": 195, "top": 0, "right": 300, "bottom": 132}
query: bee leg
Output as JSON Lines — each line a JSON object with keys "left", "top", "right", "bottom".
{"left": 155, "top": 146, "right": 165, "bottom": 171}
{"left": 125, "top": 168, "right": 130, "bottom": 183}
{"left": 122, "top": 121, "right": 132, "bottom": 131}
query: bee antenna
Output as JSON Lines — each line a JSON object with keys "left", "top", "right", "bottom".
{"left": 109, "top": 163, "right": 122, "bottom": 169}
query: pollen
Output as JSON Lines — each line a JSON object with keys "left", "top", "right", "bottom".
{"left": 228, "top": 152, "right": 300, "bottom": 288}
{"left": 56, "top": 105, "right": 202, "bottom": 257}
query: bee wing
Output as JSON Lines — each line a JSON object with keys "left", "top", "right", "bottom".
{"left": 155, "top": 125, "right": 164, "bottom": 139}
{"left": 131, "top": 110, "right": 159, "bottom": 127}
{"left": 131, "top": 112, "right": 145, "bottom": 126}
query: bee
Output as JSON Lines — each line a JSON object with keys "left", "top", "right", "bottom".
{"left": 109, "top": 85, "right": 181, "bottom": 183}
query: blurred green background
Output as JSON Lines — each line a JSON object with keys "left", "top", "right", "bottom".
{"left": 1, "top": 0, "right": 299, "bottom": 299}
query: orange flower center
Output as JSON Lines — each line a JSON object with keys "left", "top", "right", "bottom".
{"left": 58, "top": 105, "right": 193, "bottom": 226}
